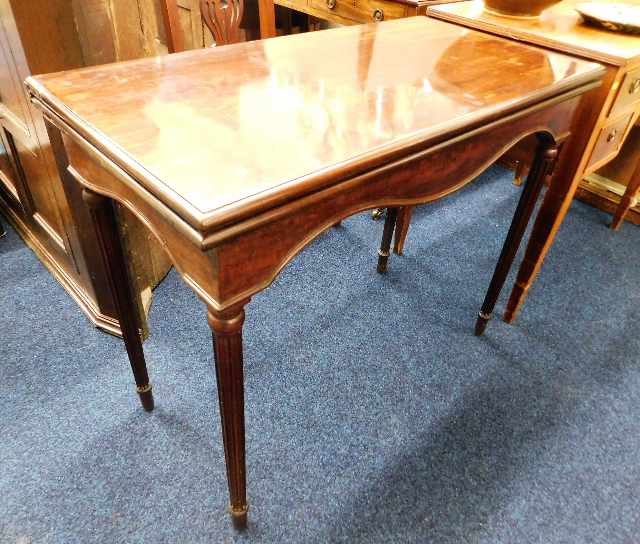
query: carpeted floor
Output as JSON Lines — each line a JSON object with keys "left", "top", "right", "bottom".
{"left": 1, "top": 165, "right": 639, "bottom": 543}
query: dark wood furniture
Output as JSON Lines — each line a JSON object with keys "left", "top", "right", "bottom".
{"left": 27, "top": 17, "right": 604, "bottom": 528}
{"left": 428, "top": 0, "right": 640, "bottom": 232}
{"left": 0, "top": 0, "right": 172, "bottom": 336}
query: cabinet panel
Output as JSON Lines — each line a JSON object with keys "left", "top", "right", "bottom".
{"left": 7, "top": 127, "right": 67, "bottom": 251}
{"left": 0, "top": 129, "right": 19, "bottom": 203}
{"left": 0, "top": 16, "right": 30, "bottom": 134}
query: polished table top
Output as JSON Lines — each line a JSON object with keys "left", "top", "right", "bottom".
{"left": 28, "top": 17, "right": 602, "bottom": 234}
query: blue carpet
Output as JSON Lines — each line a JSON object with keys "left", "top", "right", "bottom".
{"left": 1, "top": 165, "right": 639, "bottom": 543}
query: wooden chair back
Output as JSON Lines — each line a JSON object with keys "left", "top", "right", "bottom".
{"left": 160, "top": 0, "right": 275, "bottom": 53}
{"left": 201, "top": 0, "right": 244, "bottom": 45}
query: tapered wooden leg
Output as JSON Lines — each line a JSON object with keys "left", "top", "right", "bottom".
{"left": 393, "top": 206, "right": 413, "bottom": 256}
{"left": 501, "top": 75, "right": 612, "bottom": 324}
{"left": 81, "top": 189, "right": 154, "bottom": 411}
{"left": 377, "top": 207, "right": 398, "bottom": 273}
{"left": 611, "top": 159, "right": 640, "bottom": 230}
{"left": 0, "top": 217, "right": 5, "bottom": 238}
{"left": 208, "top": 303, "right": 249, "bottom": 530}
{"left": 475, "top": 144, "right": 558, "bottom": 335}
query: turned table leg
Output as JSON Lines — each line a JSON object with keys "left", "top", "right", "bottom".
{"left": 208, "top": 303, "right": 249, "bottom": 530}
{"left": 610, "top": 159, "right": 640, "bottom": 230}
{"left": 377, "top": 207, "right": 398, "bottom": 273}
{"left": 82, "top": 189, "right": 154, "bottom": 411}
{"left": 475, "top": 143, "right": 558, "bottom": 335}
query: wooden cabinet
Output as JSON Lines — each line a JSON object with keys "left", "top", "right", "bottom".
{"left": 0, "top": 0, "right": 173, "bottom": 336}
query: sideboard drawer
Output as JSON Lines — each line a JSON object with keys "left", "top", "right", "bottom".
{"left": 310, "top": 0, "right": 406, "bottom": 23}
{"left": 355, "top": 0, "right": 407, "bottom": 22}
{"left": 610, "top": 65, "right": 640, "bottom": 118}
{"left": 309, "top": 0, "right": 358, "bottom": 23}
{"left": 586, "top": 112, "right": 635, "bottom": 174}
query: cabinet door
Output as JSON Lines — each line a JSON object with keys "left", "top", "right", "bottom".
{"left": 0, "top": 13, "right": 31, "bottom": 138}
{"left": 5, "top": 126, "right": 68, "bottom": 252}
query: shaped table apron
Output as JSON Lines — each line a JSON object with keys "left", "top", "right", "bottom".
{"left": 40, "top": 86, "right": 588, "bottom": 313}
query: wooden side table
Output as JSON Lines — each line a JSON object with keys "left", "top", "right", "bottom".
{"left": 428, "top": 0, "right": 640, "bottom": 230}
{"left": 27, "top": 17, "right": 605, "bottom": 526}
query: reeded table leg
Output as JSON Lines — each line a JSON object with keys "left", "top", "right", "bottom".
{"left": 82, "top": 189, "right": 154, "bottom": 411}
{"left": 208, "top": 303, "right": 249, "bottom": 530}
{"left": 393, "top": 206, "right": 413, "bottom": 256}
{"left": 475, "top": 143, "right": 558, "bottom": 336}
{"left": 503, "top": 146, "right": 578, "bottom": 324}
{"left": 377, "top": 207, "right": 398, "bottom": 273}
{"left": 610, "top": 159, "right": 640, "bottom": 231}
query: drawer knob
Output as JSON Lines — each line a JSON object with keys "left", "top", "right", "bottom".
{"left": 326, "top": 0, "right": 336, "bottom": 8}
{"left": 372, "top": 8, "right": 384, "bottom": 21}
{"left": 607, "top": 129, "right": 618, "bottom": 143}
{"left": 630, "top": 78, "right": 640, "bottom": 95}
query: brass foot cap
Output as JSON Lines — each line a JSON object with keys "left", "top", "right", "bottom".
{"left": 136, "top": 384, "right": 154, "bottom": 412}
{"left": 230, "top": 505, "right": 249, "bottom": 531}
{"left": 474, "top": 312, "right": 491, "bottom": 336}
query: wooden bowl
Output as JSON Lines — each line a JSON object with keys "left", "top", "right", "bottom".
{"left": 484, "top": 0, "right": 563, "bottom": 18}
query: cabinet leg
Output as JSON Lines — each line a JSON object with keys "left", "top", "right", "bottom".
{"left": 611, "top": 159, "right": 640, "bottom": 231}
{"left": 81, "top": 189, "right": 154, "bottom": 411}
{"left": 475, "top": 144, "right": 558, "bottom": 335}
{"left": 377, "top": 207, "right": 398, "bottom": 273}
{"left": 393, "top": 206, "right": 413, "bottom": 256}
{"left": 208, "top": 303, "right": 249, "bottom": 530}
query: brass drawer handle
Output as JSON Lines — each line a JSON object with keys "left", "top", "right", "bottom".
{"left": 326, "top": 0, "right": 336, "bottom": 8}
{"left": 607, "top": 129, "right": 618, "bottom": 143}
{"left": 629, "top": 78, "right": 640, "bottom": 95}
{"left": 372, "top": 8, "right": 384, "bottom": 21}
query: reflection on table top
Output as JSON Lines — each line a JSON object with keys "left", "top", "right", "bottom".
{"left": 28, "top": 17, "right": 604, "bottom": 231}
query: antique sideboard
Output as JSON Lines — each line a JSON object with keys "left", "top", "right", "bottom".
{"left": 429, "top": 0, "right": 640, "bottom": 228}
{"left": 0, "top": 0, "right": 177, "bottom": 336}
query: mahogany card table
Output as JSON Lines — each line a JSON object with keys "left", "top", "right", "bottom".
{"left": 27, "top": 17, "right": 604, "bottom": 528}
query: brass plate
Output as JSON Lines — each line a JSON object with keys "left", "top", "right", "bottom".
{"left": 576, "top": 3, "right": 640, "bottom": 34}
